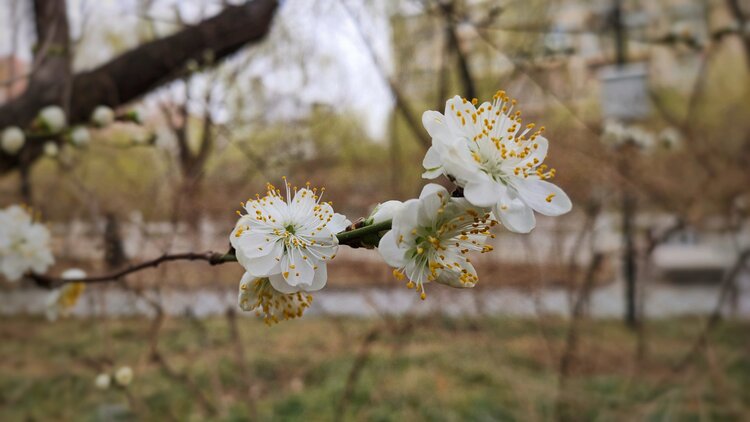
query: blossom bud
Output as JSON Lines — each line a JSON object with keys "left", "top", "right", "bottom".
{"left": 95, "top": 373, "right": 111, "bottom": 390}
{"left": 91, "top": 105, "right": 115, "bottom": 127}
{"left": 115, "top": 366, "right": 133, "bottom": 386}
{"left": 38, "top": 106, "right": 67, "bottom": 132}
{"left": 1, "top": 126, "right": 25, "bottom": 155}
{"left": 70, "top": 126, "right": 91, "bottom": 147}
{"left": 43, "top": 142, "right": 59, "bottom": 157}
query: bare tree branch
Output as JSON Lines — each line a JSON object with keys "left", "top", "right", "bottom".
{"left": 0, "top": 0, "right": 279, "bottom": 174}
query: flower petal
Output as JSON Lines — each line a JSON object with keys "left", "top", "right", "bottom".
{"left": 463, "top": 180, "right": 503, "bottom": 208}
{"left": 268, "top": 273, "right": 301, "bottom": 294}
{"left": 240, "top": 241, "right": 283, "bottom": 277}
{"left": 377, "top": 230, "right": 408, "bottom": 268}
{"left": 513, "top": 178, "right": 572, "bottom": 216}
{"left": 494, "top": 198, "right": 536, "bottom": 234}
{"left": 422, "top": 111, "right": 452, "bottom": 144}
{"left": 306, "top": 264, "right": 328, "bottom": 292}
{"left": 280, "top": 247, "right": 316, "bottom": 287}
{"left": 327, "top": 212, "right": 351, "bottom": 234}
{"left": 421, "top": 146, "right": 443, "bottom": 179}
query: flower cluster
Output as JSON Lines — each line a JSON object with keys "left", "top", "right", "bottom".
{"left": 230, "top": 90, "right": 573, "bottom": 323}
{"left": 230, "top": 179, "right": 350, "bottom": 324}
{"left": 421, "top": 92, "right": 571, "bottom": 233}
{"left": 602, "top": 120, "right": 681, "bottom": 151}
{"left": 0, "top": 205, "right": 54, "bottom": 282}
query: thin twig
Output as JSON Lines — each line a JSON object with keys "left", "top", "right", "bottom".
{"left": 30, "top": 251, "right": 233, "bottom": 288}
{"left": 334, "top": 325, "right": 381, "bottom": 422}
{"left": 672, "top": 249, "right": 750, "bottom": 372}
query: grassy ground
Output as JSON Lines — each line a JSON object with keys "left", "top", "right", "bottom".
{"left": 0, "top": 315, "right": 748, "bottom": 421}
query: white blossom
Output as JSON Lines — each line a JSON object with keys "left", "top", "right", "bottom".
{"left": 0, "top": 205, "right": 54, "bottom": 282}
{"left": 70, "top": 126, "right": 91, "bottom": 147}
{"left": 230, "top": 180, "right": 350, "bottom": 317}
{"left": 43, "top": 142, "right": 59, "bottom": 157}
{"left": 378, "top": 184, "right": 495, "bottom": 298}
{"left": 115, "top": 366, "right": 133, "bottom": 386}
{"left": 602, "top": 120, "right": 627, "bottom": 146}
{"left": 421, "top": 92, "right": 572, "bottom": 233}
{"left": 95, "top": 373, "right": 111, "bottom": 390}
{"left": 38, "top": 105, "right": 67, "bottom": 132}
{"left": 91, "top": 105, "right": 115, "bottom": 127}
{"left": 658, "top": 127, "right": 681, "bottom": 150}
{"left": 1, "top": 127, "right": 25, "bottom": 155}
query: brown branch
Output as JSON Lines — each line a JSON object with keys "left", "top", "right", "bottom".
{"left": 30, "top": 251, "right": 233, "bottom": 289}
{"left": 0, "top": 0, "right": 279, "bottom": 174}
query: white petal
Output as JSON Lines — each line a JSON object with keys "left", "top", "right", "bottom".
{"left": 281, "top": 247, "right": 315, "bottom": 287}
{"left": 434, "top": 259, "right": 478, "bottom": 288}
{"left": 494, "top": 199, "right": 536, "bottom": 234}
{"left": 417, "top": 184, "right": 448, "bottom": 226}
{"left": 513, "top": 178, "right": 572, "bottom": 216}
{"left": 370, "top": 200, "right": 404, "bottom": 224}
{"left": 377, "top": 230, "right": 408, "bottom": 268}
{"left": 421, "top": 110, "right": 451, "bottom": 144}
{"left": 419, "top": 183, "right": 448, "bottom": 199}
{"left": 422, "top": 146, "right": 442, "bottom": 172}
{"left": 232, "top": 233, "right": 276, "bottom": 259}
{"left": 463, "top": 180, "right": 503, "bottom": 208}
{"left": 327, "top": 212, "right": 351, "bottom": 234}
{"left": 290, "top": 188, "right": 317, "bottom": 220}
{"left": 306, "top": 264, "right": 328, "bottom": 292}
{"left": 268, "top": 273, "right": 301, "bottom": 294}
{"left": 241, "top": 242, "right": 283, "bottom": 276}
{"left": 391, "top": 199, "right": 420, "bottom": 241}
{"left": 421, "top": 167, "right": 443, "bottom": 179}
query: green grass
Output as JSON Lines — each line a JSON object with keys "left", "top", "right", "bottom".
{"left": 0, "top": 316, "right": 748, "bottom": 421}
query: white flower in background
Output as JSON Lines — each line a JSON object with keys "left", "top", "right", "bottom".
{"left": 624, "top": 125, "right": 655, "bottom": 150}
{"left": 378, "top": 184, "right": 495, "bottom": 298}
{"left": 421, "top": 92, "right": 572, "bottom": 233}
{"left": 658, "top": 127, "right": 681, "bottom": 150}
{"left": 0, "top": 205, "right": 54, "bottom": 282}
{"left": 368, "top": 200, "right": 404, "bottom": 224}
{"left": 95, "top": 373, "right": 111, "bottom": 390}
{"left": 230, "top": 179, "right": 350, "bottom": 303}
{"left": 91, "top": 105, "right": 115, "bottom": 127}
{"left": 38, "top": 105, "right": 67, "bottom": 132}
{"left": 1, "top": 127, "right": 25, "bottom": 155}
{"left": 43, "top": 142, "right": 59, "bottom": 157}
{"left": 238, "top": 272, "right": 313, "bottom": 324}
{"left": 114, "top": 366, "right": 133, "bottom": 386}
{"left": 45, "top": 268, "right": 87, "bottom": 321}
{"left": 602, "top": 120, "right": 627, "bottom": 146}
{"left": 69, "top": 126, "right": 91, "bottom": 147}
